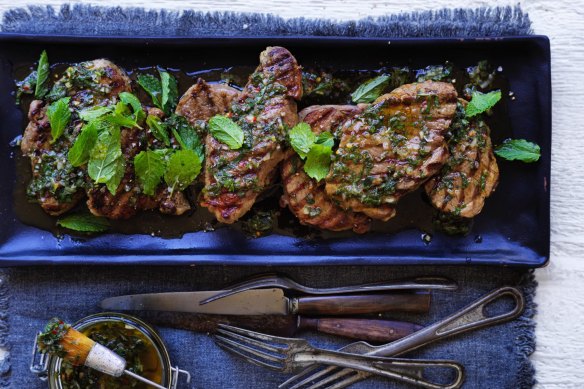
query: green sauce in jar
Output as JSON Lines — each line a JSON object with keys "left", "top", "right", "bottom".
{"left": 57, "top": 319, "right": 164, "bottom": 389}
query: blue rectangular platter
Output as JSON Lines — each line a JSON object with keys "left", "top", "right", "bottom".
{"left": 0, "top": 34, "right": 551, "bottom": 267}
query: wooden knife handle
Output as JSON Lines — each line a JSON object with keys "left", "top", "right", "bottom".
{"left": 292, "top": 292, "right": 431, "bottom": 315}
{"left": 298, "top": 317, "right": 422, "bottom": 343}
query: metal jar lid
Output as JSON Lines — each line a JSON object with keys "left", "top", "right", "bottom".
{"left": 31, "top": 312, "right": 191, "bottom": 389}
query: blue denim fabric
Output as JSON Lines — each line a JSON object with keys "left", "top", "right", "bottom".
{"left": 1, "top": 265, "right": 535, "bottom": 388}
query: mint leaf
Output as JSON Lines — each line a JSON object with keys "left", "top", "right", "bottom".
{"left": 160, "top": 70, "right": 178, "bottom": 116}
{"left": 495, "top": 139, "right": 541, "bottom": 163}
{"left": 146, "top": 114, "right": 170, "bottom": 146}
{"left": 105, "top": 102, "right": 140, "bottom": 129}
{"left": 316, "top": 131, "right": 334, "bottom": 148}
{"left": 134, "top": 150, "right": 166, "bottom": 196}
{"left": 137, "top": 74, "right": 163, "bottom": 110}
{"left": 106, "top": 156, "right": 125, "bottom": 195}
{"left": 304, "top": 143, "right": 332, "bottom": 181}
{"left": 289, "top": 122, "right": 316, "bottom": 158}
{"left": 164, "top": 149, "right": 202, "bottom": 192}
{"left": 209, "top": 115, "right": 244, "bottom": 150}
{"left": 466, "top": 90, "right": 502, "bottom": 117}
{"left": 68, "top": 120, "right": 101, "bottom": 166}
{"left": 47, "top": 97, "right": 71, "bottom": 143}
{"left": 119, "top": 91, "right": 146, "bottom": 123}
{"left": 106, "top": 113, "right": 139, "bottom": 129}
{"left": 34, "top": 50, "right": 50, "bottom": 99}
{"left": 351, "top": 75, "right": 390, "bottom": 103}
{"left": 78, "top": 106, "right": 113, "bottom": 122}
{"left": 168, "top": 115, "right": 205, "bottom": 161}
{"left": 57, "top": 213, "right": 110, "bottom": 233}
{"left": 88, "top": 126, "right": 123, "bottom": 185}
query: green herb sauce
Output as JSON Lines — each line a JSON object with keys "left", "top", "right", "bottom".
{"left": 37, "top": 318, "right": 71, "bottom": 358}
{"left": 47, "top": 62, "right": 108, "bottom": 107}
{"left": 205, "top": 71, "right": 288, "bottom": 197}
{"left": 59, "top": 321, "right": 163, "bottom": 389}
{"left": 28, "top": 148, "right": 87, "bottom": 203}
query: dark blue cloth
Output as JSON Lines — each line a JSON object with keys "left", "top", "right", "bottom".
{"left": 2, "top": 265, "right": 535, "bottom": 388}
{"left": 0, "top": 5, "right": 536, "bottom": 389}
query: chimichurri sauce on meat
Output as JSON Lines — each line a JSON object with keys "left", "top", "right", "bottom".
{"left": 13, "top": 53, "right": 509, "bottom": 239}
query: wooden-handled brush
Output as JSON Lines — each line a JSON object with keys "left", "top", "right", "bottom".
{"left": 37, "top": 318, "right": 167, "bottom": 389}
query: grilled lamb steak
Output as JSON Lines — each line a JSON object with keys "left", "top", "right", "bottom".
{"left": 176, "top": 78, "right": 239, "bottom": 128}
{"left": 325, "top": 81, "right": 458, "bottom": 221}
{"left": 201, "top": 46, "right": 303, "bottom": 224}
{"left": 22, "top": 59, "right": 132, "bottom": 216}
{"left": 281, "top": 105, "right": 370, "bottom": 233}
{"left": 424, "top": 100, "right": 499, "bottom": 217}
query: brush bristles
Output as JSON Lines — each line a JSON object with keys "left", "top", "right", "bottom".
{"left": 60, "top": 327, "right": 96, "bottom": 366}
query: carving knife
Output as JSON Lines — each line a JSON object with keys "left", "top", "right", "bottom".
{"left": 100, "top": 289, "right": 430, "bottom": 316}
{"left": 101, "top": 289, "right": 429, "bottom": 342}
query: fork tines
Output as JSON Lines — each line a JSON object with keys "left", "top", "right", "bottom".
{"left": 214, "top": 324, "right": 292, "bottom": 372}
{"left": 279, "top": 365, "right": 357, "bottom": 389}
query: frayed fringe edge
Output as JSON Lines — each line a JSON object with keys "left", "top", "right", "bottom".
{"left": 516, "top": 270, "right": 538, "bottom": 388}
{"left": 0, "top": 271, "right": 10, "bottom": 387}
{"left": 2, "top": 4, "right": 531, "bottom": 37}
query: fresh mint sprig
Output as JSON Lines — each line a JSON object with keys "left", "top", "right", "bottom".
{"left": 34, "top": 50, "right": 50, "bottom": 99}
{"left": 137, "top": 70, "right": 178, "bottom": 115}
{"left": 208, "top": 115, "right": 244, "bottom": 150}
{"left": 351, "top": 75, "right": 390, "bottom": 104}
{"left": 57, "top": 213, "right": 110, "bottom": 233}
{"left": 46, "top": 97, "right": 71, "bottom": 143}
{"left": 466, "top": 90, "right": 501, "bottom": 117}
{"left": 289, "top": 122, "right": 334, "bottom": 181}
{"left": 495, "top": 139, "right": 541, "bottom": 163}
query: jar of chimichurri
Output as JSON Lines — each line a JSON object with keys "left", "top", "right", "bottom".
{"left": 31, "top": 313, "right": 191, "bottom": 389}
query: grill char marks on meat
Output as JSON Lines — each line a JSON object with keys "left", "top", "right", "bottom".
{"left": 176, "top": 78, "right": 240, "bottom": 127}
{"left": 281, "top": 105, "right": 370, "bottom": 233}
{"left": 22, "top": 59, "right": 132, "bottom": 216}
{"left": 21, "top": 100, "right": 86, "bottom": 215}
{"left": 201, "top": 46, "right": 303, "bottom": 224}
{"left": 424, "top": 100, "right": 499, "bottom": 218}
{"left": 325, "top": 81, "right": 458, "bottom": 221}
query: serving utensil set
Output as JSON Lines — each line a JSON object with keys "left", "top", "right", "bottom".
{"left": 205, "top": 284, "right": 523, "bottom": 389}
{"left": 33, "top": 274, "right": 524, "bottom": 388}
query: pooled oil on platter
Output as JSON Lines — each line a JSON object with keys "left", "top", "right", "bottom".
{"left": 0, "top": 35, "right": 551, "bottom": 267}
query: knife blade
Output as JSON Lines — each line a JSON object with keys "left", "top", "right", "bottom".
{"left": 100, "top": 288, "right": 430, "bottom": 316}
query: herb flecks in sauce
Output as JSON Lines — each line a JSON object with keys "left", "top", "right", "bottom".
{"left": 28, "top": 148, "right": 87, "bottom": 203}
{"left": 46, "top": 62, "right": 109, "bottom": 106}
{"left": 416, "top": 64, "right": 453, "bottom": 82}
{"left": 433, "top": 210, "right": 473, "bottom": 235}
{"left": 59, "top": 321, "right": 163, "bottom": 389}
{"left": 15, "top": 53, "right": 513, "bottom": 238}
{"left": 464, "top": 60, "right": 497, "bottom": 99}
{"left": 205, "top": 71, "right": 288, "bottom": 198}
{"left": 330, "top": 87, "right": 446, "bottom": 207}
{"left": 37, "top": 318, "right": 71, "bottom": 358}
{"left": 242, "top": 209, "right": 277, "bottom": 237}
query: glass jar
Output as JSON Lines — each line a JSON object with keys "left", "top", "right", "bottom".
{"left": 31, "top": 312, "right": 190, "bottom": 389}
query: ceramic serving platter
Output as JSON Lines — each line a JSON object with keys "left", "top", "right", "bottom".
{"left": 0, "top": 35, "right": 551, "bottom": 266}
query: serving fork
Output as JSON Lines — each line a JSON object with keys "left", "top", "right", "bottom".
{"left": 279, "top": 286, "right": 524, "bottom": 389}
{"left": 214, "top": 324, "right": 464, "bottom": 389}
{"left": 200, "top": 274, "right": 458, "bottom": 305}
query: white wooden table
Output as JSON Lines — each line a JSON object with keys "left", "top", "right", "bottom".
{"left": 1, "top": 0, "right": 583, "bottom": 387}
